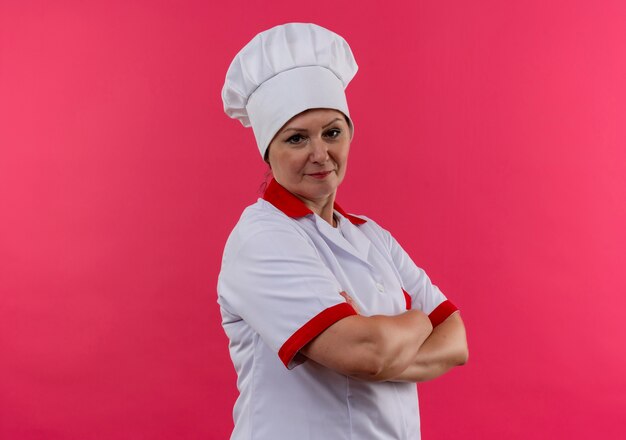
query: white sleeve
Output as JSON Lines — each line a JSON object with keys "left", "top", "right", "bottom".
{"left": 218, "top": 223, "right": 356, "bottom": 369}
{"left": 384, "top": 228, "right": 459, "bottom": 326}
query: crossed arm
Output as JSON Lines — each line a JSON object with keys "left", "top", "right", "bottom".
{"left": 390, "top": 311, "right": 468, "bottom": 382}
{"left": 301, "top": 304, "right": 468, "bottom": 382}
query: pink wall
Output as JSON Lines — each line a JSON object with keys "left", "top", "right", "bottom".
{"left": 1, "top": 1, "right": 625, "bottom": 438}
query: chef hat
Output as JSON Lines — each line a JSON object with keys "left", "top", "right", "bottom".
{"left": 222, "top": 23, "right": 358, "bottom": 158}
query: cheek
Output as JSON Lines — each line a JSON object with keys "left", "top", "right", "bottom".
{"left": 270, "top": 151, "right": 307, "bottom": 178}
{"left": 335, "top": 145, "right": 350, "bottom": 168}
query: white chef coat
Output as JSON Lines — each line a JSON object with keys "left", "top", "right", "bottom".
{"left": 217, "top": 179, "right": 458, "bottom": 440}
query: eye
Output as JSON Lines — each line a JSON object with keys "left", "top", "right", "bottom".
{"left": 324, "top": 128, "right": 342, "bottom": 139}
{"left": 285, "top": 134, "right": 306, "bottom": 145}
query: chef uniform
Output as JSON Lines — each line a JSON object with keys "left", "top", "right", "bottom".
{"left": 218, "top": 23, "right": 458, "bottom": 440}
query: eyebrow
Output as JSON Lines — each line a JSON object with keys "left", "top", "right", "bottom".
{"left": 281, "top": 118, "right": 343, "bottom": 134}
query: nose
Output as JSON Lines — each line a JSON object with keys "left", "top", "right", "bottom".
{"left": 309, "top": 137, "right": 329, "bottom": 163}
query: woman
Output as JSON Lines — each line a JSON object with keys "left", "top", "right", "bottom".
{"left": 218, "top": 23, "right": 468, "bottom": 439}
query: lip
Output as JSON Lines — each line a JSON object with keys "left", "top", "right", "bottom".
{"left": 306, "top": 171, "right": 333, "bottom": 179}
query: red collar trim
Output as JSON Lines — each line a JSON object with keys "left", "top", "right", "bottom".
{"left": 263, "top": 179, "right": 366, "bottom": 226}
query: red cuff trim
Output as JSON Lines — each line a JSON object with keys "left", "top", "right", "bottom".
{"left": 402, "top": 289, "right": 412, "bottom": 310}
{"left": 278, "top": 301, "right": 357, "bottom": 368}
{"left": 428, "top": 300, "right": 458, "bottom": 327}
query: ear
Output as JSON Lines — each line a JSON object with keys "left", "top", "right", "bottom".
{"left": 264, "top": 148, "right": 271, "bottom": 167}
{"left": 265, "top": 152, "right": 273, "bottom": 169}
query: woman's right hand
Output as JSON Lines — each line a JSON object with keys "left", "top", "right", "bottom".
{"left": 339, "top": 291, "right": 361, "bottom": 315}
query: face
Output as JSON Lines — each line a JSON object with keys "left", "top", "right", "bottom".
{"left": 267, "top": 108, "right": 351, "bottom": 209}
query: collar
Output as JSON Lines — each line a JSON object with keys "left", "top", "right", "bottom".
{"left": 263, "top": 179, "right": 366, "bottom": 226}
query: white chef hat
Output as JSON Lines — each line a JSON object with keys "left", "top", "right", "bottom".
{"left": 222, "top": 23, "right": 358, "bottom": 159}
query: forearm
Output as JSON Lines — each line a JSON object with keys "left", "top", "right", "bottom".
{"left": 360, "top": 310, "right": 433, "bottom": 381}
{"left": 302, "top": 309, "right": 433, "bottom": 381}
{"left": 391, "top": 312, "right": 468, "bottom": 383}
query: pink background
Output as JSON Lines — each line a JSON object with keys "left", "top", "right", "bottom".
{"left": 1, "top": 0, "right": 625, "bottom": 438}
